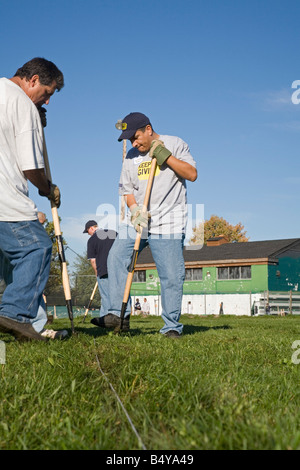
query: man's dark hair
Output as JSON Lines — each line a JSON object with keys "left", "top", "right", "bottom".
{"left": 139, "top": 124, "right": 154, "bottom": 133}
{"left": 14, "top": 57, "right": 64, "bottom": 91}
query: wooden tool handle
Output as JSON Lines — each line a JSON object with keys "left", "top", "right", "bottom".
{"left": 42, "top": 129, "right": 74, "bottom": 332}
{"left": 120, "top": 139, "right": 127, "bottom": 222}
{"left": 121, "top": 158, "right": 157, "bottom": 307}
{"left": 84, "top": 281, "right": 98, "bottom": 319}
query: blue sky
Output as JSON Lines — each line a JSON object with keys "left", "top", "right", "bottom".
{"left": 1, "top": 0, "right": 300, "bottom": 271}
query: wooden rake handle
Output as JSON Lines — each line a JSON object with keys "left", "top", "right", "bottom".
{"left": 42, "top": 129, "right": 74, "bottom": 333}
{"left": 83, "top": 280, "right": 98, "bottom": 322}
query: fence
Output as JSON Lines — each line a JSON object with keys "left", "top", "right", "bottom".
{"left": 253, "top": 291, "right": 300, "bottom": 316}
{"left": 44, "top": 275, "right": 100, "bottom": 308}
{"left": 2, "top": 271, "right": 300, "bottom": 317}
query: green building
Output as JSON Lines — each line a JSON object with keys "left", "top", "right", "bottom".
{"left": 131, "top": 237, "right": 300, "bottom": 316}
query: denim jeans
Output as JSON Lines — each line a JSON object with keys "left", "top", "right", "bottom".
{"left": 0, "top": 220, "right": 52, "bottom": 324}
{"left": 31, "top": 300, "right": 48, "bottom": 332}
{"left": 107, "top": 224, "right": 185, "bottom": 334}
{"left": 97, "top": 275, "right": 110, "bottom": 317}
{"left": 0, "top": 248, "right": 48, "bottom": 332}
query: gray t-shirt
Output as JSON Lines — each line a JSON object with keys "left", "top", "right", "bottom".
{"left": 119, "top": 135, "right": 196, "bottom": 234}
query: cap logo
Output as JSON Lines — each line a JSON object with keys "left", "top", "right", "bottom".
{"left": 115, "top": 120, "right": 127, "bottom": 130}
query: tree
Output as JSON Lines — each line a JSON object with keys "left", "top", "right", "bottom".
{"left": 190, "top": 215, "right": 249, "bottom": 245}
{"left": 43, "top": 217, "right": 99, "bottom": 307}
{"left": 72, "top": 251, "right": 100, "bottom": 307}
{"left": 43, "top": 219, "right": 62, "bottom": 294}
{"left": 43, "top": 218, "right": 70, "bottom": 303}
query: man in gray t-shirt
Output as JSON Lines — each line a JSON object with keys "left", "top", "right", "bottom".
{"left": 99, "top": 112, "right": 197, "bottom": 337}
{"left": 120, "top": 133, "right": 196, "bottom": 235}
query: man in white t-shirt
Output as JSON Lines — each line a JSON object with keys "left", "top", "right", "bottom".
{"left": 0, "top": 58, "right": 65, "bottom": 342}
{"left": 101, "top": 113, "right": 197, "bottom": 338}
{"left": 142, "top": 298, "right": 150, "bottom": 316}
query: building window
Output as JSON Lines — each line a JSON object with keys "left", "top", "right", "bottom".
{"left": 218, "top": 267, "right": 228, "bottom": 280}
{"left": 133, "top": 270, "right": 146, "bottom": 282}
{"left": 185, "top": 268, "right": 203, "bottom": 281}
{"left": 217, "top": 266, "right": 251, "bottom": 280}
{"left": 240, "top": 266, "right": 251, "bottom": 279}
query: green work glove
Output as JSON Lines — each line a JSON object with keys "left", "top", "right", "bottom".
{"left": 39, "top": 181, "right": 61, "bottom": 208}
{"left": 149, "top": 139, "right": 172, "bottom": 166}
{"left": 130, "top": 205, "right": 150, "bottom": 233}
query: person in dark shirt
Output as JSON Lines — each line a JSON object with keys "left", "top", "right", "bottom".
{"left": 83, "top": 220, "right": 116, "bottom": 324}
{"left": 134, "top": 298, "right": 141, "bottom": 315}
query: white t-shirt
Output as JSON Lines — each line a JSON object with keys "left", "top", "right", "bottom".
{"left": 142, "top": 301, "right": 150, "bottom": 313}
{"left": 119, "top": 135, "right": 196, "bottom": 234}
{"left": 0, "top": 78, "right": 44, "bottom": 221}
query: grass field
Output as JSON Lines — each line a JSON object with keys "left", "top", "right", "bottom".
{"left": 1, "top": 314, "right": 300, "bottom": 450}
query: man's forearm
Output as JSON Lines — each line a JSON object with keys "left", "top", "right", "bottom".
{"left": 90, "top": 259, "right": 97, "bottom": 276}
{"left": 125, "top": 194, "right": 137, "bottom": 209}
{"left": 166, "top": 156, "right": 197, "bottom": 182}
{"left": 23, "top": 168, "right": 50, "bottom": 194}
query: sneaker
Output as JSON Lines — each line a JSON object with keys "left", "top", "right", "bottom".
{"left": 164, "top": 330, "right": 181, "bottom": 338}
{"left": 91, "top": 314, "right": 130, "bottom": 331}
{"left": 40, "top": 329, "right": 69, "bottom": 340}
{"left": 0, "top": 315, "right": 48, "bottom": 342}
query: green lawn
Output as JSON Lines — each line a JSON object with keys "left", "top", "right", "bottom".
{"left": 1, "top": 314, "right": 300, "bottom": 450}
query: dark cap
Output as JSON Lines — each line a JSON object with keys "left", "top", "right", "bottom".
{"left": 117, "top": 112, "right": 151, "bottom": 141}
{"left": 83, "top": 220, "right": 98, "bottom": 233}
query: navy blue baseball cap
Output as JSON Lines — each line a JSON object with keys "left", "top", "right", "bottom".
{"left": 83, "top": 220, "right": 98, "bottom": 233}
{"left": 117, "top": 112, "right": 151, "bottom": 141}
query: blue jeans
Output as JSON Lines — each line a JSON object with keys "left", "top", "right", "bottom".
{"left": 107, "top": 224, "right": 185, "bottom": 334}
{"left": 0, "top": 220, "right": 52, "bottom": 324}
{"left": 31, "top": 300, "right": 48, "bottom": 332}
{"left": 97, "top": 275, "right": 110, "bottom": 317}
{"left": 0, "top": 249, "right": 47, "bottom": 332}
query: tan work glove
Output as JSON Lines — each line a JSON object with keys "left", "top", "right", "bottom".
{"left": 130, "top": 205, "right": 150, "bottom": 233}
